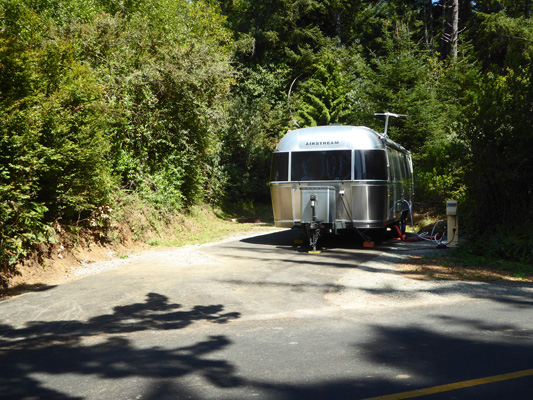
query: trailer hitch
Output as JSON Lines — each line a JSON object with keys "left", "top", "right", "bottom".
{"left": 308, "top": 194, "right": 321, "bottom": 253}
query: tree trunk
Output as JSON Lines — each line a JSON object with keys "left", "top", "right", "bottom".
{"left": 423, "top": 0, "right": 434, "bottom": 52}
{"left": 451, "top": 0, "right": 459, "bottom": 60}
{"left": 333, "top": 8, "right": 342, "bottom": 46}
{"left": 440, "top": 0, "right": 449, "bottom": 58}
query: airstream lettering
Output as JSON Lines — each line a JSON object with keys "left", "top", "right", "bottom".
{"left": 270, "top": 125, "right": 413, "bottom": 251}
{"left": 305, "top": 141, "right": 340, "bottom": 146}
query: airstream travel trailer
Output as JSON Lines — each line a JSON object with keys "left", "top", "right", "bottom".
{"left": 270, "top": 121, "right": 413, "bottom": 251}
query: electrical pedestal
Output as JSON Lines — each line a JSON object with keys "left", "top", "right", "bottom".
{"left": 446, "top": 200, "right": 459, "bottom": 247}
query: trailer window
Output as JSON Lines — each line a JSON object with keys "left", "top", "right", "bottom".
{"left": 403, "top": 154, "right": 413, "bottom": 180}
{"left": 388, "top": 149, "right": 403, "bottom": 182}
{"left": 354, "top": 150, "right": 387, "bottom": 180}
{"left": 396, "top": 151, "right": 409, "bottom": 181}
{"left": 271, "top": 152, "right": 289, "bottom": 181}
{"left": 291, "top": 150, "right": 351, "bottom": 181}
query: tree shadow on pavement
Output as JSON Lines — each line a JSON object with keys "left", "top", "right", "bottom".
{"left": 137, "top": 318, "right": 533, "bottom": 400}
{"left": 0, "top": 283, "right": 57, "bottom": 300}
{"left": 242, "top": 321, "right": 533, "bottom": 400}
{"left": 0, "top": 292, "right": 242, "bottom": 399}
{"left": 349, "top": 319, "right": 533, "bottom": 399}
{"left": 2, "top": 292, "right": 532, "bottom": 399}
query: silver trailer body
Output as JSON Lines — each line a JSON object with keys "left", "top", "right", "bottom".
{"left": 270, "top": 125, "right": 413, "bottom": 233}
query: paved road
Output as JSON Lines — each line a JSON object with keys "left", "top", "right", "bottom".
{"left": 1, "top": 229, "right": 532, "bottom": 399}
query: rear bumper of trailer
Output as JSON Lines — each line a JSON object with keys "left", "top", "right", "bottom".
{"left": 275, "top": 219, "right": 395, "bottom": 231}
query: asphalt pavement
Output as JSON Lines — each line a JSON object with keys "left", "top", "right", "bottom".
{"left": 1, "top": 228, "right": 532, "bottom": 399}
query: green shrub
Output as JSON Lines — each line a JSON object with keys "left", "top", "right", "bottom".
{"left": 0, "top": 1, "right": 116, "bottom": 284}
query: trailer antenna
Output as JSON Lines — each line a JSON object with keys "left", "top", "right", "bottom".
{"left": 374, "top": 112, "right": 407, "bottom": 137}
{"left": 288, "top": 74, "right": 303, "bottom": 128}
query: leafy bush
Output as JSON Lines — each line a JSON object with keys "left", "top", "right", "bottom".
{"left": 63, "top": 4, "right": 234, "bottom": 206}
{"left": 0, "top": 1, "right": 119, "bottom": 283}
{"left": 220, "top": 65, "right": 291, "bottom": 204}
{"left": 459, "top": 223, "right": 533, "bottom": 266}
{"left": 460, "top": 13, "right": 533, "bottom": 240}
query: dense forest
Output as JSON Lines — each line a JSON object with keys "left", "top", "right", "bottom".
{"left": 1, "top": 0, "right": 532, "bottom": 283}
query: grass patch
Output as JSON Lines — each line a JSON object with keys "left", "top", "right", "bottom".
{"left": 399, "top": 247, "right": 533, "bottom": 283}
{"left": 450, "top": 246, "right": 533, "bottom": 275}
{"left": 102, "top": 192, "right": 276, "bottom": 248}
{"left": 396, "top": 207, "right": 533, "bottom": 283}
{"left": 401, "top": 208, "right": 447, "bottom": 238}
{"left": 125, "top": 202, "right": 276, "bottom": 248}
{"left": 411, "top": 214, "right": 444, "bottom": 234}
{"left": 217, "top": 202, "right": 275, "bottom": 223}
{"left": 398, "top": 207, "right": 532, "bottom": 283}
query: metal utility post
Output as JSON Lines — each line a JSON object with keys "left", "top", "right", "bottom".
{"left": 446, "top": 200, "right": 459, "bottom": 247}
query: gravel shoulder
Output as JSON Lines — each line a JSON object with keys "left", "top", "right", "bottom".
{"left": 326, "top": 240, "right": 533, "bottom": 310}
